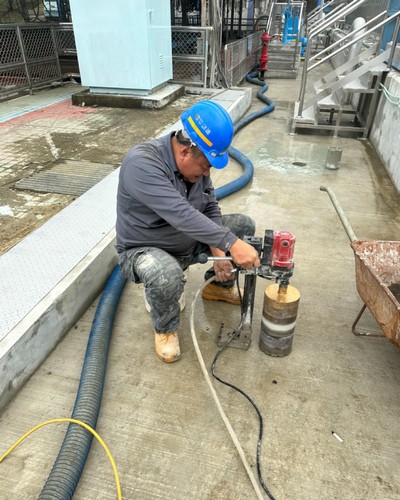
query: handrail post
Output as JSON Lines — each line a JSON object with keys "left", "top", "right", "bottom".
{"left": 297, "top": 40, "right": 312, "bottom": 116}
{"left": 387, "top": 14, "right": 400, "bottom": 69}
{"left": 16, "top": 26, "right": 32, "bottom": 94}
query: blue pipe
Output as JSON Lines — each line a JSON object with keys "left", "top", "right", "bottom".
{"left": 41, "top": 72, "right": 275, "bottom": 498}
{"left": 216, "top": 71, "right": 275, "bottom": 200}
{"left": 39, "top": 265, "right": 126, "bottom": 499}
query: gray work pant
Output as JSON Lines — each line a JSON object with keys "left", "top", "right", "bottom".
{"left": 118, "top": 214, "right": 255, "bottom": 333}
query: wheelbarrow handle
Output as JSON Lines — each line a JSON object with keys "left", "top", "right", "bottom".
{"left": 320, "top": 186, "right": 357, "bottom": 242}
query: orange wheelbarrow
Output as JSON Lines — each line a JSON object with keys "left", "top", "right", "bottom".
{"left": 320, "top": 186, "right": 400, "bottom": 347}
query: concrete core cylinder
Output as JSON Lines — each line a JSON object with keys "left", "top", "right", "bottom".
{"left": 325, "top": 146, "right": 343, "bottom": 170}
{"left": 259, "top": 283, "right": 300, "bottom": 357}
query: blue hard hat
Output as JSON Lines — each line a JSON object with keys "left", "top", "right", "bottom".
{"left": 181, "top": 100, "right": 234, "bottom": 169}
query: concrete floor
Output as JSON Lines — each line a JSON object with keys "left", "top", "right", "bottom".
{"left": 1, "top": 69, "right": 400, "bottom": 500}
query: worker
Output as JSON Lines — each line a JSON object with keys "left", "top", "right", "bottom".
{"left": 116, "top": 100, "right": 260, "bottom": 363}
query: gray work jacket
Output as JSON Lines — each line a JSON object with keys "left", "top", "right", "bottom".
{"left": 115, "top": 133, "right": 237, "bottom": 257}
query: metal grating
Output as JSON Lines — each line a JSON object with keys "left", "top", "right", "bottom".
{"left": 55, "top": 27, "right": 76, "bottom": 55}
{"left": 14, "top": 160, "right": 117, "bottom": 196}
{"left": 0, "top": 28, "right": 22, "bottom": 64}
{"left": 21, "top": 27, "right": 56, "bottom": 59}
{"left": 172, "top": 59, "right": 204, "bottom": 84}
{"left": 170, "top": 26, "right": 210, "bottom": 87}
{"left": 29, "top": 62, "right": 60, "bottom": 83}
{"left": 0, "top": 24, "right": 62, "bottom": 99}
{"left": 172, "top": 30, "right": 205, "bottom": 56}
{"left": 0, "top": 68, "right": 28, "bottom": 90}
{"left": 1, "top": 23, "right": 214, "bottom": 92}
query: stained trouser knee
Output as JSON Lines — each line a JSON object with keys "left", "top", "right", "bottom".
{"left": 133, "top": 248, "right": 185, "bottom": 333}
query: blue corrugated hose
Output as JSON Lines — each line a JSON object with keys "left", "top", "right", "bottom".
{"left": 40, "top": 70, "right": 275, "bottom": 499}
{"left": 215, "top": 71, "right": 275, "bottom": 200}
{"left": 38, "top": 265, "right": 126, "bottom": 499}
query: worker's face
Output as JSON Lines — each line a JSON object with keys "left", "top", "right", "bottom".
{"left": 179, "top": 147, "right": 212, "bottom": 183}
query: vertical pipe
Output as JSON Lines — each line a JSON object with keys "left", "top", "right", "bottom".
{"left": 297, "top": 40, "right": 311, "bottom": 115}
{"left": 230, "top": 0, "right": 234, "bottom": 40}
{"left": 240, "top": 273, "right": 257, "bottom": 334}
{"left": 239, "top": 0, "right": 243, "bottom": 38}
{"left": 387, "top": 13, "right": 400, "bottom": 68}
{"left": 201, "top": 0, "right": 207, "bottom": 27}
{"left": 170, "top": 0, "right": 175, "bottom": 25}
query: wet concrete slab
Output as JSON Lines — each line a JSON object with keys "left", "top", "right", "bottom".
{"left": 0, "top": 69, "right": 400, "bottom": 500}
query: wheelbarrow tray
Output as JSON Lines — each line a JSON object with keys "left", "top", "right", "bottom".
{"left": 351, "top": 240, "right": 400, "bottom": 346}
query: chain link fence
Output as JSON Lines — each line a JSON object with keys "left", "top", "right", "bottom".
{"left": 0, "top": 23, "right": 62, "bottom": 99}
{"left": 54, "top": 23, "right": 76, "bottom": 55}
{"left": 170, "top": 27, "right": 211, "bottom": 88}
{"left": 0, "top": 23, "right": 215, "bottom": 98}
{"left": 223, "top": 32, "right": 263, "bottom": 87}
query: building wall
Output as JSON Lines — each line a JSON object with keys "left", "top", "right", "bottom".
{"left": 370, "top": 71, "right": 400, "bottom": 193}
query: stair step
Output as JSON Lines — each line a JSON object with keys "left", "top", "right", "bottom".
{"left": 343, "top": 78, "right": 368, "bottom": 92}
{"left": 266, "top": 68, "right": 299, "bottom": 79}
{"left": 360, "top": 60, "right": 390, "bottom": 76}
{"left": 268, "top": 43, "right": 301, "bottom": 54}
{"left": 268, "top": 61, "right": 298, "bottom": 70}
{"left": 318, "top": 94, "right": 340, "bottom": 109}
{"left": 269, "top": 53, "right": 300, "bottom": 62}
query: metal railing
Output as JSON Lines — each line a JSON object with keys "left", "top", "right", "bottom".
{"left": 223, "top": 31, "right": 263, "bottom": 87}
{"left": 264, "top": 0, "right": 306, "bottom": 74}
{"left": 297, "top": 0, "right": 400, "bottom": 116}
{"left": 0, "top": 23, "right": 214, "bottom": 99}
{"left": 0, "top": 23, "right": 62, "bottom": 99}
{"left": 170, "top": 26, "right": 211, "bottom": 88}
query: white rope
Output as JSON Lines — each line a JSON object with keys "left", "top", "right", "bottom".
{"left": 189, "top": 277, "right": 265, "bottom": 500}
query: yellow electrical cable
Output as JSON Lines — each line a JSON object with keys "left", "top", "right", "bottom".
{"left": 0, "top": 418, "right": 122, "bottom": 500}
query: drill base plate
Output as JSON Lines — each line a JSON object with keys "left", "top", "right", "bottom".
{"left": 217, "top": 327, "right": 252, "bottom": 350}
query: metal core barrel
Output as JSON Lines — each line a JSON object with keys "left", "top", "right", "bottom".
{"left": 259, "top": 283, "right": 300, "bottom": 356}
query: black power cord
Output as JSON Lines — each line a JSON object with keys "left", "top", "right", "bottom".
{"left": 211, "top": 272, "right": 276, "bottom": 500}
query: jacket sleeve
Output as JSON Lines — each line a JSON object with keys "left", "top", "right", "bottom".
{"left": 121, "top": 154, "right": 237, "bottom": 252}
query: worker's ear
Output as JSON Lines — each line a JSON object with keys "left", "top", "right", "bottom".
{"left": 180, "top": 145, "right": 191, "bottom": 159}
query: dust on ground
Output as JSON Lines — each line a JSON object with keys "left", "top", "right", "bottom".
{"left": 0, "top": 91, "right": 202, "bottom": 254}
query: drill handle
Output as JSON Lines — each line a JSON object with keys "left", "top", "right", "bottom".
{"left": 197, "top": 253, "right": 233, "bottom": 264}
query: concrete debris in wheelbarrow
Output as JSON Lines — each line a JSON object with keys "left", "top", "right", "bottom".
{"left": 320, "top": 186, "right": 400, "bottom": 347}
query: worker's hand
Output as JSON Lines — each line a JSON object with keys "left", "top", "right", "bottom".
{"left": 230, "top": 239, "right": 260, "bottom": 269}
{"left": 213, "top": 259, "right": 235, "bottom": 282}
{"left": 209, "top": 245, "right": 236, "bottom": 282}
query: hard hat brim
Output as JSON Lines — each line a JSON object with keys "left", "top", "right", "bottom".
{"left": 206, "top": 150, "right": 229, "bottom": 169}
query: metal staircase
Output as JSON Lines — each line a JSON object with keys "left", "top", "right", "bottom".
{"left": 291, "top": 0, "right": 400, "bottom": 138}
{"left": 264, "top": 1, "right": 306, "bottom": 78}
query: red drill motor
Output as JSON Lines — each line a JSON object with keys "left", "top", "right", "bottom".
{"left": 259, "top": 229, "right": 295, "bottom": 281}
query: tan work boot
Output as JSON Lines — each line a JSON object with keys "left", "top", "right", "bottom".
{"left": 154, "top": 332, "right": 181, "bottom": 363}
{"left": 202, "top": 283, "right": 242, "bottom": 305}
